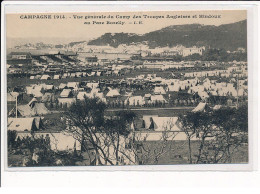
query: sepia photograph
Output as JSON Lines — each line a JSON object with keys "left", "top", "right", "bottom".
{"left": 5, "top": 9, "right": 249, "bottom": 168}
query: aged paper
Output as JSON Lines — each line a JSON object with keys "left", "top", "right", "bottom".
{"left": 5, "top": 10, "right": 248, "bottom": 168}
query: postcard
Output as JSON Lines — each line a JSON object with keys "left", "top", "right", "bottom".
{"left": 4, "top": 8, "right": 251, "bottom": 169}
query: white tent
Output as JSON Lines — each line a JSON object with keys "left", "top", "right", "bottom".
{"left": 87, "top": 82, "right": 99, "bottom": 89}
{"left": 192, "top": 102, "right": 207, "bottom": 112}
{"left": 41, "top": 75, "right": 50, "bottom": 80}
{"left": 77, "top": 91, "right": 88, "bottom": 100}
{"left": 150, "top": 95, "right": 166, "bottom": 103}
{"left": 32, "top": 90, "right": 43, "bottom": 98}
{"left": 167, "top": 84, "right": 180, "bottom": 92}
{"left": 60, "top": 89, "right": 72, "bottom": 98}
{"left": 67, "top": 82, "right": 79, "bottom": 89}
{"left": 198, "top": 91, "right": 209, "bottom": 100}
{"left": 213, "top": 105, "right": 222, "bottom": 110}
{"left": 142, "top": 115, "right": 158, "bottom": 129}
{"left": 58, "top": 98, "right": 76, "bottom": 107}
{"left": 151, "top": 117, "right": 180, "bottom": 131}
{"left": 126, "top": 96, "right": 145, "bottom": 106}
{"left": 59, "top": 83, "right": 67, "bottom": 90}
{"left": 7, "top": 92, "right": 19, "bottom": 102}
{"left": 106, "top": 89, "right": 120, "bottom": 97}
{"left": 28, "top": 97, "right": 38, "bottom": 107}
{"left": 8, "top": 118, "right": 37, "bottom": 131}
{"left": 8, "top": 103, "right": 49, "bottom": 117}
{"left": 154, "top": 86, "right": 166, "bottom": 95}
{"left": 53, "top": 75, "right": 60, "bottom": 79}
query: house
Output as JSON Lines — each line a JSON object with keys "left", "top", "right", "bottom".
{"left": 179, "top": 47, "right": 204, "bottom": 57}
{"left": 7, "top": 52, "right": 33, "bottom": 65}
{"left": 86, "top": 56, "right": 98, "bottom": 63}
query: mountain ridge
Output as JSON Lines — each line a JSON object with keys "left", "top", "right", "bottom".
{"left": 87, "top": 20, "right": 247, "bottom": 51}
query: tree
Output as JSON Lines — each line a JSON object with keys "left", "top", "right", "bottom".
{"left": 62, "top": 97, "right": 137, "bottom": 165}
{"left": 179, "top": 105, "right": 248, "bottom": 164}
{"left": 178, "top": 111, "right": 210, "bottom": 163}
{"left": 209, "top": 105, "right": 248, "bottom": 163}
{"left": 8, "top": 130, "right": 17, "bottom": 148}
{"left": 133, "top": 119, "right": 181, "bottom": 165}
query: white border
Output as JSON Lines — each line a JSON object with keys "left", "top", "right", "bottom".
{"left": 1, "top": 1, "right": 258, "bottom": 177}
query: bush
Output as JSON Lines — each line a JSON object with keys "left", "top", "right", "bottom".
{"left": 8, "top": 130, "right": 17, "bottom": 148}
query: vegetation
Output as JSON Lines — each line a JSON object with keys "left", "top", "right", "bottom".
{"left": 8, "top": 134, "right": 80, "bottom": 167}
{"left": 88, "top": 20, "right": 246, "bottom": 52}
{"left": 179, "top": 104, "right": 248, "bottom": 164}
{"left": 62, "top": 97, "right": 137, "bottom": 165}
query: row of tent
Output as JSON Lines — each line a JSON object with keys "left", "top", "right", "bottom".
{"left": 8, "top": 98, "right": 49, "bottom": 117}
{"left": 29, "top": 71, "right": 107, "bottom": 80}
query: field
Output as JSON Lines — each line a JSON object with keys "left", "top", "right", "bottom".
{"left": 29, "top": 107, "right": 195, "bottom": 132}
{"left": 141, "top": 141, "right": 248, "bottom": 165}
{"left": 8, "top": 140, "right": 248, "bottom": 167}
{"left": 106, "top": 107, "right": 194, "bottom": 117}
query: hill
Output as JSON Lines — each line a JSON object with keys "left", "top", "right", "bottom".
{"left": 88, "top": 20, "right": 247, "bottom": 51}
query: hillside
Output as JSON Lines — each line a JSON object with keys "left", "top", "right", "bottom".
{"left": 88, "top": 20, "right": 247, "bottom": 51}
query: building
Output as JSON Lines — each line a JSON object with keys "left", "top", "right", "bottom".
{"left": 86, "top": 56, "right": 98, "bottom": 63}
{"left": 179, "top": 47, "right": 205, "bottom": 57}
{"left": 7, "top": 52, "right": 33, "bottom": 65}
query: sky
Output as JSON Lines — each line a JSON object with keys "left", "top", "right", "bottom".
{"left": 6, "top": 10, "right": 247, "bottom": 46}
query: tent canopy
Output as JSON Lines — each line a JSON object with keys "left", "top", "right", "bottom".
{"left": 192, "top": 102, "right": 207, "bottom": 113}
{"left": 8, "top": 118, "right": 38, "bottom": 131}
